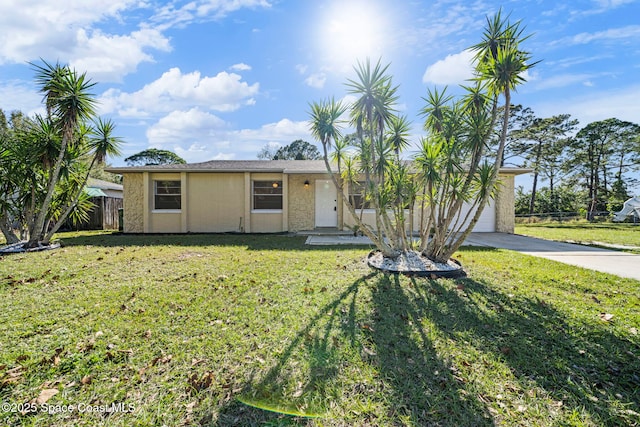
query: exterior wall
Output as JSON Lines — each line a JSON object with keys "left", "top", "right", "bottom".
{"left": 148, "top": 172, "right": 182, "bottom": 233}
{"left": 250, "top": 173, "right": 285, "bottom": 233}
{"left": 343, "top": 208, "right": 421, "bottom": 233}
{"left": 495, "top": 174, "right": 515, "bottom": 233}
{"left": 342, "top": 174, "right": 516, "bottom": 234}
{"left": 122, "top": 173, "right": 143, "bottom": 233}
{"left": 288, "top": 174, "right": 330, "bottom": 231}
{"left": 187, "top": 173, "right": 245, "bottom": 232}
{"left": 121, "top": 170, "right": 519, "bottom": 234}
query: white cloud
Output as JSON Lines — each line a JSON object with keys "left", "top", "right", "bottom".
{"left": 594, "top": 0, "right": 637, "bottom": 6}
{"left": 295, "top": 64, "right": 308, "bottom": 75}
{"left": 153, "top": 0, "right": 271, "bottom": 29}
{"left": 567, "top": 25, "right": 640, "bottom": 45}
{"left": 0, "top": 81, "right": 44, "bottom": 117}
{"left": 70, "top": 28, "right": 171, "bottom": 82}
{"left": 533, "top": 85, "right": 640, "bottom": 126}
{"left": 196, "top": 0, "right": 272, "bottom": 18}
{"left": 146, "top": 108, "right": 227, "bottom": 145}
{"left": 0, "top": 0, "right": 173, "bottom": 82}
{"left": 99, "top": 67, "right": 260, "bottom": 116}
{"left": 232, "top": 119, "right": 311, "bottom": 143}
{"left": 229, "top": 63, "right": 252, "bottom": 71}
{"left": 422, "top": 50, "right": 475, "bottom": 85}
{"left": 304, "top": 73, "right": 327, "bottom": 89}
{"left": 534, "top": 73, "right": 598, "bottom": 90}
{"left": 145, "top": 115, "right": 312, "bottom": 162}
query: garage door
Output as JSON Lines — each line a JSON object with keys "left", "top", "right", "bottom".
{"left": 454, "top": 201, "right": 496, "bottom": 232}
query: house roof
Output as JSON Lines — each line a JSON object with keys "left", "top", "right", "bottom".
{"left": 106, "top": 160, "right": 331, "bottom": 174}
{"left": 85, "top": 187, "right": 108, "bottom": 197}
{"left": 105, "top": 160, "right": 531, "bottom": 175}
{"left": 87, "top": 178, "right": 124, "bottom": 191}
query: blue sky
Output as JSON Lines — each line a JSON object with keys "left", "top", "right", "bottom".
{"left": 1, "top": 0, "right": 639, "bottom": 191}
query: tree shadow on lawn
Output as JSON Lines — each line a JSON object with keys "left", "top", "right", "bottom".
{"left": 56, "top": 232, "right": 370, "bottom": 252}
{"left": 409, "top": 275, "right": 640, "bottom": 426}
{"left": 210, "top": 272, "right": 495, "bottom": 426}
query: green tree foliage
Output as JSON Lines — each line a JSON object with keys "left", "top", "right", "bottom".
{"left": 509, "top": 112, "right": 578, "bottom": 213}
{"left": 257, "top": 139, "right": 322, "bottom": 160}
{"left": 309, "top": 10, "right": 535, "bottom": 263}
{"left": 515, "top": 185, "right": 584, "bottom": 216}
{"left": 565, "top": 118, "right": 640, "bottom": 220}
{"left": 0, "top": 61, "right": 123, "bottom": 247}
{"left": 124, "top": 148, "right": 186, "bottom": 166}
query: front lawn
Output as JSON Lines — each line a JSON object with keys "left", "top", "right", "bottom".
{"left": 516, "top": 221, "right": 640, "bottom": 251}
{"left": 1, "top": 232, "right": 638, "bottom": 426}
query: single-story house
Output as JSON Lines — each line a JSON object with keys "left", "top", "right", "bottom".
{"left": 106, "top": 160, "right": 529, "bottom": 234}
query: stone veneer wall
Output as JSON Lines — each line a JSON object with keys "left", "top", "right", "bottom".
{"left": 495, "top": 175, "right": 515, "bottom": 233}
{"left": 287, "top": 174, "right": 317, "bottom": 231}
{"left": 122, "top": 173, "right": 143, "bottom": 233}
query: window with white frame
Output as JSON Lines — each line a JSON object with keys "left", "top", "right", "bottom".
{"left": 154, "top": 180, "right": 181, "bottom": 210}
{"left": 253, "top": 181, "right": 283, "bottom": 210}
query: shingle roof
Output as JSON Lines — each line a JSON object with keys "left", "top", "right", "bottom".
{"left": 105, "top": 160, "right": 332, "bottom": 174}
{"left": 87, "top": 177, "right": 124, "bottom": 190}
{"left": 105, "top": 160, "right": 531, "bottom": 175}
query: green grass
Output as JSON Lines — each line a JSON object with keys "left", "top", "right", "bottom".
{"left": 516, "top": 221, "right": 640, "bottom": 251}
{"left": 1, "top": 232, "right": 639, "bottom": 426}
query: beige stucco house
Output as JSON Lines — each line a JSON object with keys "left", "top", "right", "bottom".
{"left": 106, "top": 160, "right": 528, "bottom": 234}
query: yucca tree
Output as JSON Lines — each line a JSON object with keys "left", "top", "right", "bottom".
{"left": 26, "top": 61, "right": 97, "bottom": 247}
{"left": 42, "top": 117, "right": 123, "bottom": 243}
{"left": 309, "top": 11, "right": 535, "bottom": 267}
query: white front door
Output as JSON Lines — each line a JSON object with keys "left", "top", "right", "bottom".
{"left": 315, "top": 180, "right": 338, "bottom": 227}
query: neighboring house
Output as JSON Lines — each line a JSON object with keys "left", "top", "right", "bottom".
{"left": 106, "top": 160, "right": 529, "bottom": 234}
{"left": 76, "top": 178, "right": 124, "bottom": 230}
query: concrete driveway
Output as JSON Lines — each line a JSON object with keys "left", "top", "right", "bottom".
{"left": 464, "top": 233, "right": 640, "bottom": 281}
{"left": 305, "top": 232, "right": 640, "bottom": 280}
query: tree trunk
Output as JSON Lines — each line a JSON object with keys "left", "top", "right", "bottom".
{"left": 0, "top": 214, "right": 20, "bottom": 244}
{"left": 26, "top": 128, "right": 72, "bottom": 248}
{"left": 43, "top": 157, "right": 97, "bottom": 244}
{"left": 529, "top": 171, "right": 539, "bottom": 215}
{"left": 432, "top": 88, "right": 512, "bottom": 264}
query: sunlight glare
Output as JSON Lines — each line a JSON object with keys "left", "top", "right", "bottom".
{"left": 319, "top": 1, "right": 390, "bottom": 71}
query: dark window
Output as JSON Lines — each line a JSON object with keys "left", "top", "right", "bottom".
{"left": 349, "top": 182, "right": 369, "bottom": 209}
{"left": 154, "top": 180, "right": 181, "bottom": 210}
{"left": 253, "top": 181, "right": 283, "bottom": 210}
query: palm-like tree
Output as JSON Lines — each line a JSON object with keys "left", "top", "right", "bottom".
{"left": 42, "top": 118, "right": 123, "bottom": 243}
{"left": 385, "top": 114, "right": 411, "bottom": 158}
{"left": 308, "top": 12, "right": 535, "bottom": 266}
{"left": 26, "top": 61, "right": 97, "bottom": 247}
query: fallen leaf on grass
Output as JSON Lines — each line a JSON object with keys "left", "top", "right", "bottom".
{"left": 599, "top": 313, "right": 614, "bottom": 322}
{"left": 500, "top": 346, "right": 512, "bottom": 355}
{"left": 188, "top": 372, "right": 215, "bottom": 392}
{"left": 151, "top": 355, "right": 172, "bottom": 366}
{"left": 35, "top": 388, "right": 58, "bottom": 404}
{"left": 41, "top": 348, "right": 64, "bottom": 366}
{"left": 292, "top": 382, "right": 304, "bottom": 398}
{"left": 191, "top": 358, "right": 206, "bottom": 367}
{"left": 362, "top": 346, "right": 377, "bottom": 356}
{"left": 1, "top": 367, "right": 24, "bottom": 386}
{"left": 81, "top": 375, "right": 93, "bottom": 385}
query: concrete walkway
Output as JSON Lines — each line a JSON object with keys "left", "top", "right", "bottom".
{"left": 305, "top": 233, "right": 640, "bottom": 281}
